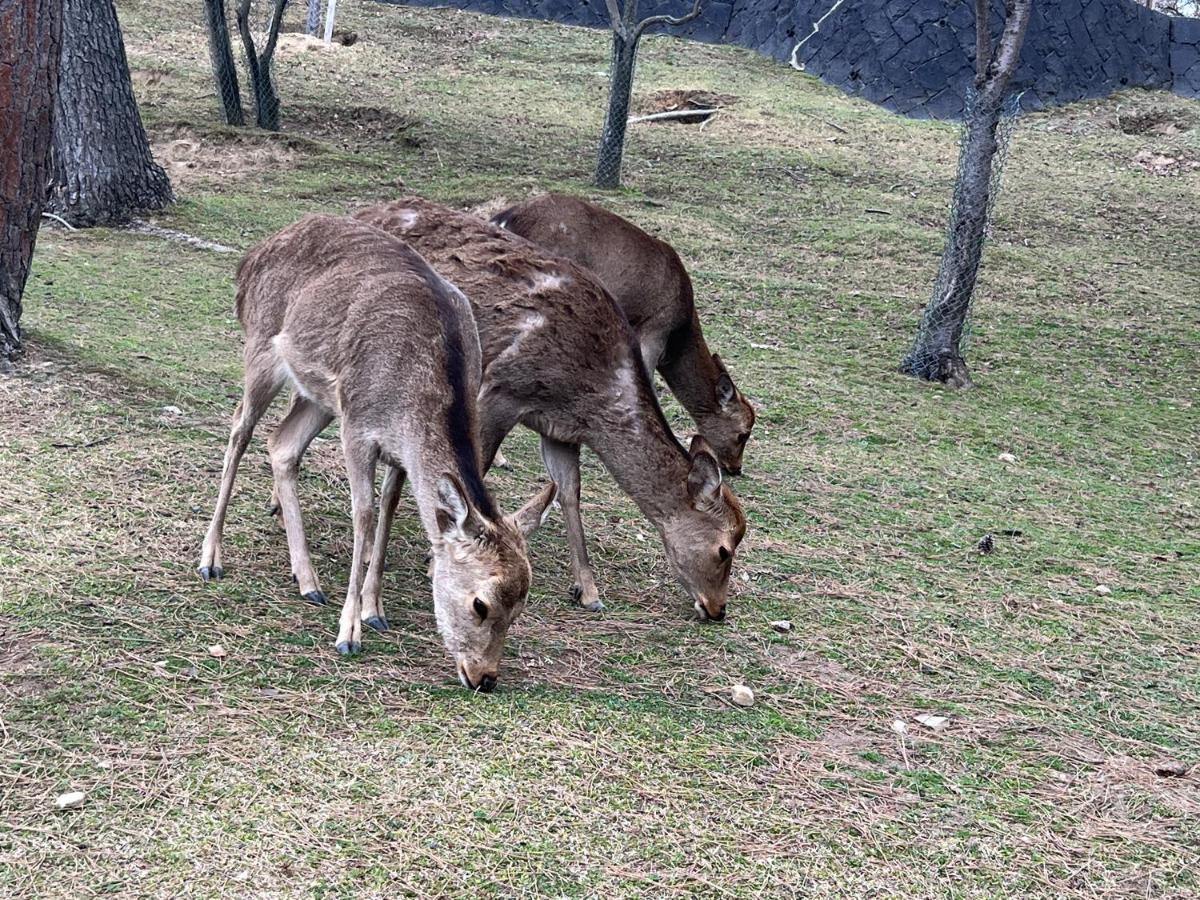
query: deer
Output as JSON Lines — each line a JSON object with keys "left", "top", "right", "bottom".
{"left": 197, "top": 214, "right": 556, "bottom": 690}
{"left": 337, "top": 198, "right": 748, "bottom": 622}
{"left": 491, "top": 193, "right": 756, "bottom": 475}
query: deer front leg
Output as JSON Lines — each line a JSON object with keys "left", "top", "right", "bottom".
{"left": 539, "top": 437, "right": 602, "bottom": 612}
{"left": 267, "top": 396, "right": 334, "bottom": 605}
{"left": 360, "top": 464, "right": 406, "bottom": 632}
{"left": 335, "top": 431, "right": 377, "bottom": 656}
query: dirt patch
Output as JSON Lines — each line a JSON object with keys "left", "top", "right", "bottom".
{"left": 287, "top": 104, "right": 421, "bottom": 151}
{"left": 151, "top": 125, "right": 310, "bottom": 190}
{"left": 633, "top": 89, "right": 735, "bottom": 124}
{"left": 1130, "top": 148, "right": 1200, "bottom": 177}
{"left": 1118, "top": 108, "right": 1196, "bottom": 136}
{"left": 276, "top": 31, "right": 358, "bottom": 55}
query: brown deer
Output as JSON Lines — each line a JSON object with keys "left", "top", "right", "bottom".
{"left": 492, "top": 193, "right": 756, "bottom": 474}
{"left": 346, "top": 198, "right": 747, "bottom": 621}
{"left": 197, "top": 214, "right": 556, "bottom": 689}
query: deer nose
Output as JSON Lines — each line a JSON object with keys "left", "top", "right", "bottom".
{"left": 478, "top": 673, "right": 498, "bottom": 693}
{"left": 711, "top": 603, "right": 727, "bottom": 622}
{"left": 725, "top": 465, "right": 743, "bottom": 477}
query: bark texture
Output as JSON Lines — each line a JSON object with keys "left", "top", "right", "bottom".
{"left": 237, "top": 0, "right": 288, "bottom": 131}
{"left": 46, "top": 0, "right": 173, "bottom": 227}
{"left": 1, "top": 0, "right": 63, "bottom": 365}
{"left": 900, "top": 0, "right": 1032, "bottom": 387}
{"left": 204, "top": 0, "right": 244, "bottom": 125}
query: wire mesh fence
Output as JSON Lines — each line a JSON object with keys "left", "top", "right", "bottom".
{"left": 902, "top": 89, "right": 1022, "bottom": 381}
{"left": 594, "top": 41, "right": 638, "bottom": 188}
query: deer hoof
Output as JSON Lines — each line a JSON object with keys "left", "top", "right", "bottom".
{"left": 581, "top": 598, "right": 605, "bottom": 612}
{"left": 302, "top": 590, "right": 328, "bottom": 606}
{"left": 266, "top": 501, "right": 280, "bottom": 517}
{"left": 198, "top": 566, "right": 224, "bottom": 582}
{"left": 364, "top": 615, "right": 389, "bottom": 633}
{"left": 335, "top": 640, "right": 361, "bottom": 657}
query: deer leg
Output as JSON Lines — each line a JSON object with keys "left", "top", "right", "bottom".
{"left": 640, "top": 333, "right": 667, "bottom": 383}
{"left": 476, "top": 390, "right": 521, "bottom": 473}
{"left": 267, "top": 390, "right": 303, "bottom": 519}
{"left": 539, "top": 437, "right": 602, "bottom": 612}
{"left": 199, "top": 356, "right": 284, "bottom": 581}
{"left": 267, "top": 395, "right": 334, "bottom": 606}
{"left": 360, "top": 463, "right": 406, "bottom": 632}
{"left": 334, "top": 430, "right": 377, "bottom": 656}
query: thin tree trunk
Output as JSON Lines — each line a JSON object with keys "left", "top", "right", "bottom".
{"left": 901, "top": 0, "right": 1032, "bottom": 387}
{"left": 0, "top": 0, "right": 64, "bottom": 366}
{"left": 306, "top": 0, "right": 321, "bottom": 36}
{"left": 594, "top": 34, "right": 638, "bottom": 189}
{"left": 237, "top": 0, "right": 289, "bottom": 131}
{"left": 204, "top": 0, "right": 244, "bottom": 126}
{"left": 46, "top": 0, "right": 173, "bottom": 227}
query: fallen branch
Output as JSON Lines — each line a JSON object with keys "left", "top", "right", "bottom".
{"left": 628, "top": 107, "right": 717, "bottom": 125}
{"left": 125, "top": 219, "right": 237, "bottom": 254}
{"left": 41, "top": 212, "right": 78, "bottom": 232}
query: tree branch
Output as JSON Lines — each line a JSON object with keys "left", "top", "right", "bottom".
{"left": 981, "top": 0, "right": 1032, "bottom": 98}
{"left": 633, "top": 0, "right": 703, "bottom": 43}
{"left": 974, "top": 0, "right": 991, "bottom": 86}
{"left": 260, "top": 0, "right": 290, "bottom": 67}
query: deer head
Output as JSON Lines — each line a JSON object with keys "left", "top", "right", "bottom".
{"left": 696, "top": 353, "right": 756, "bottom": 476}
{"left": 659, "top": 436, "right": 747, "bottom": 621}
{"left": 430, "top": 475, "right": 557, "bottom": 691}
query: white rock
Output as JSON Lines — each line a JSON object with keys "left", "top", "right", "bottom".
{"left": 891, "top": 719, "right": 908, "bottom": 736}
{"left": 54, "top": 791, "right": 86, "bottom": 810}
{"left": 770, "top": 620, "right": 793, "bottom": 633}
{"left": 915, "top": 713, "right": 950, "bottom": 733}
{"left": 997, "top": 452, "right": 1017, "bottom": 463}
{"left": 208, "top": 644, "right": 227, "bottom": 659}
{"left": 1094, "top": 584, "right": 1112, "bottom": 596}
{"left": 730, "top": 684, "right": 755, "bottom": 707}
{"left": 161, "top": 405, "right": 183, "bottom": 417}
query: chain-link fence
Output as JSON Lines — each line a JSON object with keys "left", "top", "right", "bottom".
{"left": 902, "top": 89, "right": 1022, "bottom": 383}
{"left": 594, "top": 38, "right": 638, "bottom": 188}
{"left": 205, "top": 0, "right": 293, "bottom": 129}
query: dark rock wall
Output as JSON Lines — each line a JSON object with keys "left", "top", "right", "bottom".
{"left": 388, "top": 0, "right": 1200, "bottom": 118}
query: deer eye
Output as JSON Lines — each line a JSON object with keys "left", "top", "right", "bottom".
{"left": 718, "top": 546, "right": 731, "bottom": 562}
{"left": 473, "top": 597, "right": 489, "bottom": 621}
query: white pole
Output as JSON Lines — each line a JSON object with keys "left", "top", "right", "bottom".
{"left": 323, "top": 0, "right": 338, "bottom": 44}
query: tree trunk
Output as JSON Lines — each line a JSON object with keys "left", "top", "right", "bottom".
{"left": 306, "top": 0, "right": 321, "bottom": 36}
{"left": 46, "top": 0, "right": 172, "bottom": 228}
{"left": 0, "top": 0, "right": 64, "bottom": 366}
{"left": 237, "top": 0, "right": 288, "bottom": 131}
{"left": 901, "top": 0, "right": 1032, "bottom": 387}
{"left": 594, "top": 34, "right": 638, "bottom": 189}
{"left": 204, "top": 0, "right": 244, "bottom": 126}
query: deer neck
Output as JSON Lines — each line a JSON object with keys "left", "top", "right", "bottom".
{"left": 659, "top": 311, "right": 721, "bottom": 421}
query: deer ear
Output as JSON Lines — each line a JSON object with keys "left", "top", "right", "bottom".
{"left": 510, "top": 481, "right": 558, "bottom": 537}
{"left": 687, "top": 435, "right": 722, "bottom": 502}
{"left": 436, "top": 474, "right": 483, "bottom": 541}
{"left": 716, "top": 371, "right": 736, "bottom": 407}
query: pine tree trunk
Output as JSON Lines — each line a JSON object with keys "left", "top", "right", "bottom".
{"left": 204, "top": 0, "right": 245, "bottom": 126}
{"left": 594, "top": 34, "right": 638, "bottom": 189}
{"left": 46, "top": 0, "right": 173, "bottom": 227}
{"left": 1, "top": 0, "right": 64, "bottom": 366}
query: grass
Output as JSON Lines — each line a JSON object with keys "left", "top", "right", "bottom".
{"left": 2, "top": 0, "right": 1198, "bottom": 896}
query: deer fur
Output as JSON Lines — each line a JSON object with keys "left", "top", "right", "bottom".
{"left": 197, "top": 214, "right": 555, "bottom": 689}
{"left": 492, "top": 193, "right": 756, "bottom": 474}
{"left": 349, "top": 198, "right": 747, "bottom": 621}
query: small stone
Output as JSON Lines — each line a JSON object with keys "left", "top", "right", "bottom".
{"left": 914, "top": 713, "right": 950, "bottom": 733}
{"left": 891, "top": 719, "right": 908, "bottom": 736}
{"left": 997, "top": 452, "right": 1017, "bottom": 463}
{"left": 1094, "top": 585, "right": 1112, "bottom": 596}
{"left": 730, "top": 684, "right": 755, "bottom": 707}
{"left": 55, "top": 791, "right": 86, "bottom": 810}
{"left": 208, "top": 644, "right": 227, "bottom": 659}
{"left": 770, "top": 620, "right": 793, "bottom": 633}
{"left": 161, "top": 405, "right": 183, "bottom": 417}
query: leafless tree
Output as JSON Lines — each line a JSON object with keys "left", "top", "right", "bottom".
{"left": 594, "top": 0, "right": 703, "bottom": 189}
{"left": 204, "top": 0, "right": 244, "bottom": 125}
{"left": 1, "top": 0, "right": 63, "bottom": 367}
{"left": 901, "top": 0, "right": 1033, "bottom": 387}
{"left": 236, "top": 0, "right": 289, "bottom": 130}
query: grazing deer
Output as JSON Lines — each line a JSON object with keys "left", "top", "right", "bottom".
{"left": 348, "top": 198, "right": 747, "bottom": 621}
{"left": 197, "top": 214, "right": 555, "bottom": 689}
{"left": 492, "top": 193, "right": 756, "bottom": 474}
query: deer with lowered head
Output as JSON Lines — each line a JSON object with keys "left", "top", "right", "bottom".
{"left": 344, "top": 198, "right": 747, "bottom": 622}
{"left": 197, "top": 214, "right": 556, "bottom": 690}
{"left": 492, "top": 193, "right": 756, "bottom": 474}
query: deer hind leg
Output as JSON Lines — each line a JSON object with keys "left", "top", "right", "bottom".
{"left": 360, "top": 464, "right": 406, "bottom": 632}
{"left": 539, "top": 437, "right": 603, "bottom": 612}
{"left": 640, "top": 333, "right": 667, "bottom": 385}
{"left": 267, "top": 391, "right": 303, "bottom": 519}
{"left": 199, "top": 350, "right": 285, "bottom": 581}
{"left": 267, "top": 395, "right": 334, "bottom": 606}
{"left": 334, "top": 428, "right": 377, "bottom": 656}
